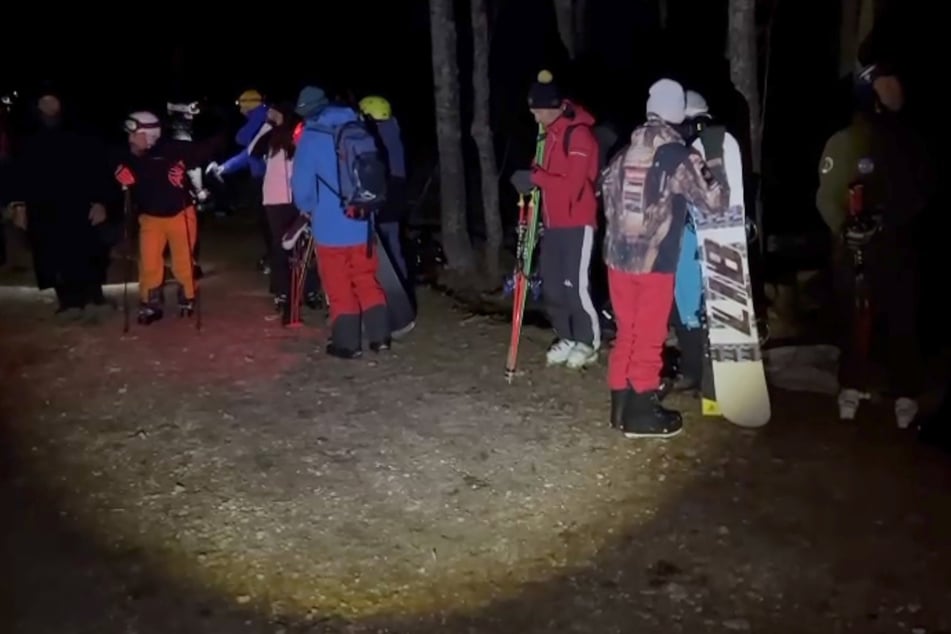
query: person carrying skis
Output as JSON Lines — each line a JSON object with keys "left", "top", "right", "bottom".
{"left": 114, "top": 111, "right": 216, "bottom": 324}
{"left": 600, "top": 78, "right": 727, "bottom": 438}
{"left": 248, "top": 103, "right": 321, "bottom": 311}
{"left": 358, "top": 95, "right": 409, "bottom": 280}
{"left": 666, "top": 89, "right": 748, "bottom": 393}
{"left": 510, "top": 70, "right": 602, "bottom": 370}
{"left": 816, "top": 62, "right": 933, "bottom": 427}
{"left": 206, "top": 89, "right": 271, "bottom": 271}
{"left": 290, "top": 85, "right": 390, "bottom": 358}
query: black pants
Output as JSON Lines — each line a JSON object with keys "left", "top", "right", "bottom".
{"left": 538, "top": 226, "right": 601, "bottom": 348}
{"left": 265, "top": 204, "right": 318, "bottom": 298}
{"left": 833, "top": 242, "right": 921, "bottom": 397}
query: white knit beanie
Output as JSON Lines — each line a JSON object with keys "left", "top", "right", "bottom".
{"left": 646, "top": 79, "right": 686, "bottom": 124}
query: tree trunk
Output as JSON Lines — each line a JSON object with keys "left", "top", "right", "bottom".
{"left": 470, "top": 0, "right": 502, "bottom": 279}
{"left": 658, "top": 0, "right": 669, "bottom": 30}
{"left": 429, "top": 0, "right": 475, "bottom": 272}
{"left": 552, "top": 0, "right": 575, "bottom": 59}
{"left": 727, "top": 0, "right": 761, "bottom": 174}
{"left": 840, "top": 0, "right": 878, "bottom": 75}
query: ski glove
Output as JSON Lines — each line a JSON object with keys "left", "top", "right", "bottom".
{"left": 510, "top": 169, "right": 535, "bottom": 195}
{"left": 205, "top": 161, "right": 224, "bottom": 180}
{"left": 114, "top": 165, "right": 136, "bottom": 188}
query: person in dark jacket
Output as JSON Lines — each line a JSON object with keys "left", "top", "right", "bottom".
{"left": 7, "top": 86, "right": 114, "bottom": 316}
{"left": 510, "top": 70, "right": 602, "bottom": 371}
{"left": 816, "top": 63, "right": 934, "bottom": 428}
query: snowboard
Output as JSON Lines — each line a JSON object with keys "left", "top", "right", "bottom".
{"left": 375, "top": 230, "right": 416, "bottom": 339}
{"left": 693, "top": 201, "right": 771, "bottom": 428}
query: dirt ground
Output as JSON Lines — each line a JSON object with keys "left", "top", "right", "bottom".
{"left": 2, "top": 219, "right": 951, "bottom": 634}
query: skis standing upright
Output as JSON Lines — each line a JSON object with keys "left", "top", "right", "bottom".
{"left": 504, "top": 125, "right": 545, "bottom": 383}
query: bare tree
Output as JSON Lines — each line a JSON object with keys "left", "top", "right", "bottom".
{"left": 470, "top": 0, "right": 502, "bottom": 279}
{"left": 429, "top": 0, "right": 475, "bottom": 273}
{"left": 727, "top": 0, "right": 761, "bottom": 174}
{"left": 553, "top": 0, "right": 586, "bottom": 60}
{"left": 658, "top": 0, "right": 669, "bottom": 30}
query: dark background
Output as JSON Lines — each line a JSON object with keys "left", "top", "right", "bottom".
{"left": 1, "top": 0, "right": 942, "bottom": 240}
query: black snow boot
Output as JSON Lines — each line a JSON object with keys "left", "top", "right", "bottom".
{"left": 177, "top": 285, "right": 195, "bottom": 318}
{"left": 138, "top": 289, "right": 164, "bottom": 325}
{"left": 327, "top": 314, "right": 362, "bottom": 359}
{"left": 610, "top": 390, "right": 627, "bottom": 429}
{"left": 304, "top": 291, "right": 322, "bottom": 310}
{"left": 274, "top": 293, "right": 288, "bottom": 313}
{"left": 621, "top": 388, "right": 683, "bottom": 439}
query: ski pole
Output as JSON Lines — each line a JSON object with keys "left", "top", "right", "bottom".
{"left": 182, "top": 207, "right": 201, "bottom": 331}
{"left": 122, "top": 187, "right": 132, "bottom": 334}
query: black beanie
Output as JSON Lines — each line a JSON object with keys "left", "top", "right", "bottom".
{"left": 527, "top": 70, "right": 562, "bottom": 109}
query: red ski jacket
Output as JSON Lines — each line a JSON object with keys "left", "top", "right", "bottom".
{"left": 530, "top": 102, "right": 599, "bottom": 229}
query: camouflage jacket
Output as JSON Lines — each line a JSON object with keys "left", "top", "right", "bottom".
{"left": 601, "top": 117, "right": 727, "bottom": 274}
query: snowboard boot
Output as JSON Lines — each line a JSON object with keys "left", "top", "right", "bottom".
{"left": 546, "top": 339, "right": 576, "bottom": 366}
{"left": 364, "top": 305, "right": 392, "bottom": 353}
{"left": 176, "top": 286, "right": 195, "bottom": 318}
{"left": 620, "top": 388, "right": 683, "bottom": 439}
{"left": 327, "top": 314, "right": 362, "bottom": 359}
{"left": 137, "top": 289, "right": 164, "bottom": 325}
{"left": 610, "top": 390, "right": 628, "bottom": 429}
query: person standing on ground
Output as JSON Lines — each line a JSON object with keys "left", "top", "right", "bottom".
{"left": 206, "top": 89, "right": 271, "bottom": 272}
{"left": 510, "top": 70, "right": 602, "bottom": 371}
{"left": 6, "top": 85, "right": 114, "bottom": 317}
{"left": 600, "top": 79, "right": 727, "bottom": 438}
{"left": 359, "top": 95, "right": 410, "bottom": 281}
{"left": 816, "top": 63, "right": 933, "bottom": 428}
{"left": 291, "top": 85, "right": 390, "bottom": 358}
{"left": 248, "top": 103, "right": 321, "bottom": 311}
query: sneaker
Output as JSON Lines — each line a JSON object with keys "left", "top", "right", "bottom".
{"left": 837, "top": 388, "right": 869, "bottom": 420}
{"left": 895, "top": 397, "right": 918, "bottom": 429}
{"left": 565, "top": 343, "right": 598, "bottom": 369}
{"left": 546, "top": 339, "right": 576, "bottom": 366}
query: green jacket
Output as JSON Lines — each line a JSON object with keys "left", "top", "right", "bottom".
{"left": 816, "top": 112, "right": 932, "bottom": 238}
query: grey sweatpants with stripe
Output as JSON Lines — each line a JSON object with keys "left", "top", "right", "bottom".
{"left": 538, "top": 226, "right": 601, "bottom": 349}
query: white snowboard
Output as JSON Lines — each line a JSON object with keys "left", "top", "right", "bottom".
{"left": 695, "top": 205, "right": 771, "bottom": 428}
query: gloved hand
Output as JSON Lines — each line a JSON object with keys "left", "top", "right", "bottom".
{"left": 843, "top": 216, "right": 879, "bottom": 249}
{"left": 205, "top": 162, "right": 224, "bottom": 180}
{"left": 195, "top": 189, "right": 210, "bottom": 203}
{"left": 114, "top": 165, "right": 136, "bottom": 188}
{"left": 510, "top": 169, "right": 535, "bottom": 195}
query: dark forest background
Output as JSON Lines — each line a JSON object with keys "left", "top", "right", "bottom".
{"left": 2, "top": 0, "right": 942, "bottom": 242}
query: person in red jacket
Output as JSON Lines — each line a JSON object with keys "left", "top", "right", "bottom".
{"left": 511, "top": 70, "right": 601, "bottom": 370}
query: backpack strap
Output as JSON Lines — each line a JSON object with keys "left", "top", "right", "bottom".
{"left": 698, "top": 124, "right": 728, "bottom": 187}
{"left": 311, "top": 123, "right": 345, "bottom": 203}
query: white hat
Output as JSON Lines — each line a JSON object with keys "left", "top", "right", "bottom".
{"left": 125, "top": 111, "right": 162, "bottom": 147}
{"left": 646, "top": 79, "right": 686, "bottom": 124}
{"left": 685, "top": 90, "right": 710, "bottom": 118}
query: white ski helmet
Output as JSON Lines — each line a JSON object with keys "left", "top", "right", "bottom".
{"left": 684, "top": 90, "right": 710, "bottom": 118}
{"left": 124, "top": 111, "right": 162, "bottom": 146}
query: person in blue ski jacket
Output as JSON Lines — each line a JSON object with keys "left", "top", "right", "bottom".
{"left": 291, "top": 85, "right": 390, "bottom": 359}
{"left": 207, "top": 89, "right": 269, "bottom": 180}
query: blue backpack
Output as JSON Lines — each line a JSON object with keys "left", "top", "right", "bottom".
{"left": 316, "top": 118, "right": 388, "bottom": 220}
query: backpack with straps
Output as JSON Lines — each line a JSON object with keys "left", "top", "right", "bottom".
{"left": 316, "top": 118, "right": 388, "bottom": 220}
{"left": 696, "top": 124, "right": 728, "bottom": 187}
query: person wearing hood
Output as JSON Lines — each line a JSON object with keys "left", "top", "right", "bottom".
{"left": 5, "top": 85, "right": 114, "bottom": 317}
{"left": 510, "top": 70, "right": 602, "bottom": 371}
{"left": 291, "top": 85, "right": 390, "bottom": 359}
{"left": 599, "top": 78, "right": 728, "bottom": 438}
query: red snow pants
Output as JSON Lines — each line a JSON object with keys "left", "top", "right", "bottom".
{"left": 315, "top": 244, "right": 385, "bottom": 322}
{"left": 607, "top": 269, "right": 675, "bottom": 392}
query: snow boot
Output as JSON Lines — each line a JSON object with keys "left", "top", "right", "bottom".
{"left": 274, "top": 293, "right": 288, "bottom": 313}
{"left": 610, "top": 390, "right": 628, "bottom": 429}
{"left": 304, "top": 291, "right": 322, "bottom": 310}
{"left": 621, "top": 388, "right": 683, "bottom": 439}
{"left": 327, "top": 314, "right": 362, "bottom": 359}
{"left": 137, "top": 289, "right": 164, "bottom": 325}
{"left": 364, "top": 305, "right": 391, "bottom": 353}
{"left": 177, "top": 286, "right": 195, "bottom": 318}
